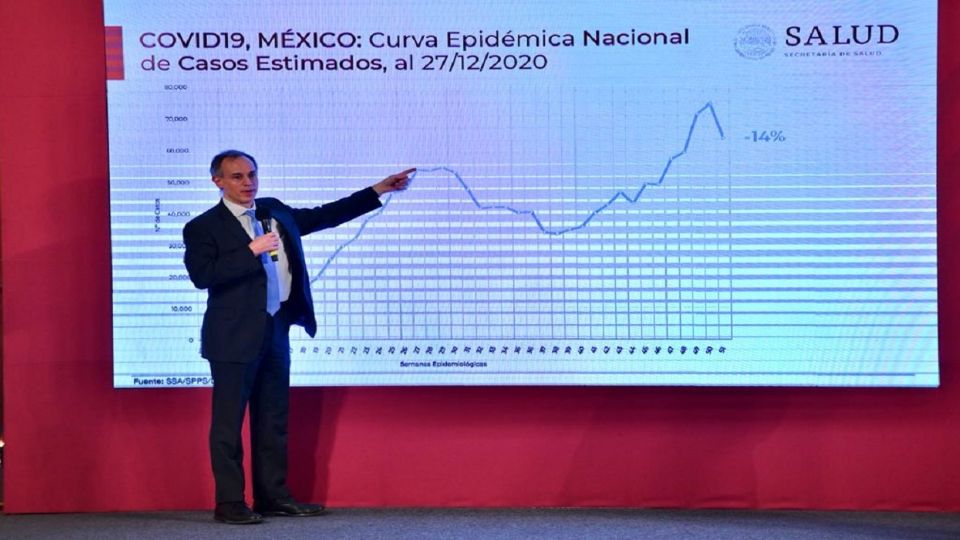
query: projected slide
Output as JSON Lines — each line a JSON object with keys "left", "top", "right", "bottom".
{"left": 106, "top": 1, "right": 938, "bottom": 387}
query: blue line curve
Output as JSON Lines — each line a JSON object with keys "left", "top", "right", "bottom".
{"left": 312, "top": 101, "right": 725, "bottom": 282}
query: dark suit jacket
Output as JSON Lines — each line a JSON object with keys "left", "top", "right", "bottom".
{"left": 183, "top": 188, "right": 381, "bottom": 364}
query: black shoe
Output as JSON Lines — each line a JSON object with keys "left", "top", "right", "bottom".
{"left": 254, "top": 498, "right": 325, "bottom": 517}
{"left": 214, "top": 502, "right": 264, "bottom": 524}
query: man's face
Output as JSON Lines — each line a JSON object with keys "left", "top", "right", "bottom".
{"left": 213, "top": 156, "right": 258, "bottom": 207}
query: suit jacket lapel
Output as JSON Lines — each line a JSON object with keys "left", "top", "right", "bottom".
{"left": 214, "top": 200, "right": 253, "bottom": 246}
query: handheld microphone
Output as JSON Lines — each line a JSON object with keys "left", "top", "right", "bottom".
{"left": 254, "top": 207, "right": 280, "bottom": 262}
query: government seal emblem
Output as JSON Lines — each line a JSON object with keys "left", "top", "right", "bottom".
{"left": 735, "top": 24, "right": 776, "bottom": 60}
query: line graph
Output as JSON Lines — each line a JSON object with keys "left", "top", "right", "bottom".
{"left": 106, "top": 0, "right": 937, "bottom": 387}
{"left": 313, "top": 101, "right": 727, "bottom": 280}
{"left": 304, "top": 97, "right": 735, "bottom": 343}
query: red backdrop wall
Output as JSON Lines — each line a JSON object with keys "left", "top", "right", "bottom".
{"left": 2, "top": 1, "right": 958, "bottom": 513}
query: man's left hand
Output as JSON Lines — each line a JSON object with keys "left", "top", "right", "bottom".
{"left": 372, "top": 168, "right": 416, "bottom": 195}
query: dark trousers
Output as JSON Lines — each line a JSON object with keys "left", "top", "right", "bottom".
{"left": 208, "top": 307, "right": 293, "bottom": 504}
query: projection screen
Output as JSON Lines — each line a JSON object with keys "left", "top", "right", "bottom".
{"left": 106, "top": 1, "right": 938, "bottom": 387}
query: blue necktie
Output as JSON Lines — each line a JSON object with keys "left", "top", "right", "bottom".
{"left": 247, "top": 210, "right": 280, "bottom": 315}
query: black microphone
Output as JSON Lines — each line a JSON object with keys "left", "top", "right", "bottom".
{"left": 254, "top": 207, "right": 279, "bottom": 262}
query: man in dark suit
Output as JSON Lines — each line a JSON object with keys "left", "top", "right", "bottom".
{"left": 183, "top": 149, "right": 413, "bottom": 524}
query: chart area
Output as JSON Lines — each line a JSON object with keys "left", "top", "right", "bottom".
{"left": 106, "top": 1, "right": 938, "bottom": 387}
